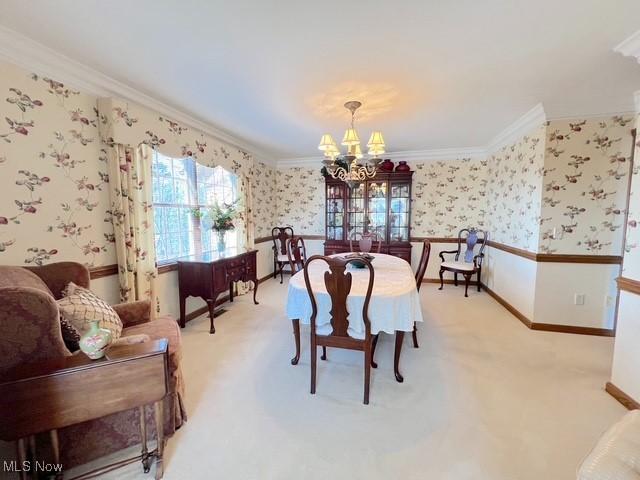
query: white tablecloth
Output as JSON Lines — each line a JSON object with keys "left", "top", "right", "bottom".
{"left": 286, "top": 253, "right": 423, "bottom": 339}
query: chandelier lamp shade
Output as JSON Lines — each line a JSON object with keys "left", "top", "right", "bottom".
{"left": 318, "top": 100, "right": 386, "bottom": 187}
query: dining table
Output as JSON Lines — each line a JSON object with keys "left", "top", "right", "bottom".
{"left": 285, "top": 252, "right": 423, "bottom": 382}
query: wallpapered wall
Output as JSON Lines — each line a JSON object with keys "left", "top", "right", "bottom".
{"left": 486, "top": 124, "right": 546, "bottom": 252}
{"left": 0, "top": 60, "right": 275, "bottom": 267}
{"left": 276, "top": 117, "right": 636, "bottom": 256}
{"left": 0, "top": 61, "right": 115, "bottom": 267}
{"left": 252, "top": 161, "right": 278, "bottom": 238}
{"left": 622, "top": 116, "right": 640, "bottom": 278}
{"left": 539, "top": 116, "right": 634, "bottom": 255}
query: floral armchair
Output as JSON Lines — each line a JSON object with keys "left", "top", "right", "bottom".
{"left": 0, "top": 262, "right": 186, "bottom": 468}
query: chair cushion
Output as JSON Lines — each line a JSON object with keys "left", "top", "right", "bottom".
{"left": 277, "top": 253, "right": 289, "bottom": 263}
{"left": 441, "top": 261, "right": 476, "bottom": 271}
{"left": 578, "top": 410, "right": 640, "bottom": 479}
{"left": 57, "top": 282, "right": 123, "bottom": 341}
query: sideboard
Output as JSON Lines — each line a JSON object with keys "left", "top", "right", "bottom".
{"left": 176, "top": 248, "right": 258, "bottom": 333}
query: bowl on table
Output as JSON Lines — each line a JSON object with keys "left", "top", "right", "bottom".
{"left": 344, "top": 253, "right": 375, "bottom": 269}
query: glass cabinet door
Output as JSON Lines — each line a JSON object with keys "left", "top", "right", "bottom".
{"left": 326, "top": 184, "right": 344, "bottom": 241}
{"left": 367, "top": 181, "right": 388, "bottom": 242}
{"left": 347, "top": 182, "right": 365, "bottom": 241}
{"left": 389, "top": 182, "right": 410, "bottom": 242}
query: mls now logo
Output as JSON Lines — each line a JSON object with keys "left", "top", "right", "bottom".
{"left": 3, "top": 460, "right": 63, "bottom": 474}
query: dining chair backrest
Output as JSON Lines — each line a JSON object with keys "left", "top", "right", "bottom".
{"left": 272, "top": 226, "right": 294, "bottom": 256}
{"left": 286, "top": 236, "right": 307, "bottom": 274}
{"left": 303, "top": 255, "right": 375, "bottom": 340}
{"left": 415, "top": 240, "right": 431, "bottom": 292}
{"left": 349, "top": 231, "right": 382, "bottom": 254}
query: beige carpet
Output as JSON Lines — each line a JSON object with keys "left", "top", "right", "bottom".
{"left": 65, "top": 280, "right": 624, "bottom": 480}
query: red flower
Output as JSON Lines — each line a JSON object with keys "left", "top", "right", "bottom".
{"left": 0, "top": 217, "right": 7, "bottom": 224}
{"left": 15, "top": 127, "right": 28, "bottom": 135}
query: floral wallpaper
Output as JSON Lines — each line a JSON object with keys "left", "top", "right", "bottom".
{"left": 485, "top": 124, "right": 546, "bottom": 252}
{"left": 0, "top": 61, "right": 114, "bottom": 267}
{"left": 276, "top": 167, "right": 325, "bottom": 235}
{"left": 412, "top": 157, "right": 487, "bottom": 237}
{"left": 539, "top": 116, "right": 635, "bottom": 255}
{"left": 622, "top": 115, "right": 640, "bottom": 279}
{"left": 251, "top": 161, "right": 278, "bottom": 238}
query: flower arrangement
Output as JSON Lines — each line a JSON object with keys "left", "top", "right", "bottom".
{"left": 193, "top": 200, "right": 239, "bottom": 251}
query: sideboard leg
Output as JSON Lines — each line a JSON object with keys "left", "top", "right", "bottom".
{"left": 154, "top": 401, "right": 164, "bottom": 480}
{"left": 252, "top": 279, "right": 259, "bottom": 305}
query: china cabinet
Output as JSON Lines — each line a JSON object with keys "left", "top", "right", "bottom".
{"left": 324, "top": 171, "right": 413, "bottom": 262}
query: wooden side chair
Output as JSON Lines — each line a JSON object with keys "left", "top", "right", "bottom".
{"left": 286, "top": 236, "right": 307, "bottom": 275}
{"left": 349, "top": 231, "right": 382, "bottom": 253}
{"left": 412, "top": 240, "right": 431, "bottom": 348}
{"left": 438, "top": 228, "right": 487, "bottom": 297}
{"left": 272, "top": 226, "right": 294, "bottom": 283}
{"left": 303, "top": 255, "right": 375, "bottom": 405}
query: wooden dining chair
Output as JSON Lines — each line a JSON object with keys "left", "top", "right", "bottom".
{"left": 304, "top": 255, "right": 376, "bottom": 405}
{"left": 286, "top": 236, "right": 307, "bottom": 275}
{"left": 412, "top": 240, "right": 431, "bottom": 348}
{"left": 349, "top": 231, "right": 382, "bottom": 253}
{"left": 272, "top": 226, "right": 294, "bottom": 283}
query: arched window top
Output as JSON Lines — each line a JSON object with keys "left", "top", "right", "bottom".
{"left": 151, "top": 151, "right": 239, "bottom": 263}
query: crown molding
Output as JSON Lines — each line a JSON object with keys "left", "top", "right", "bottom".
{"left": 614, "top": 30, "right": 640, "bottom": 64}
{"left": 277, "top": 146, "right": 487, "bottom": 168}
{"left": 487, "top": 103, "right": 546, "bottom": 153}
{"left": 0, "top": 25, "right": 277, "bottom": 165}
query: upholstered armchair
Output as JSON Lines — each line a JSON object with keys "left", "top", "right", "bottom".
{"left": 0, "top": 262, "right": 186, "bottom": 469}
{"left": 438, "top": 228, "right": 487, "bottom": 297}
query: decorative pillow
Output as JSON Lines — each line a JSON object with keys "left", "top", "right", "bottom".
{"left": 57, "top": 282, "right": 123, "bottom": 341}
{"left": 59, "top": 314, "right": 81, "bottom": 352}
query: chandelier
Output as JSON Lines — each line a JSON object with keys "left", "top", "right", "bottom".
{"left": 318, "top": 101, "right": 386, "bottom": 188}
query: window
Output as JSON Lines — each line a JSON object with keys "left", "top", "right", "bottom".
{"left": 152, "top": 151, "right": 239, "bottom": 263}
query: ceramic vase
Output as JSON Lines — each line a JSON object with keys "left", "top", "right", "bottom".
{"left": 379, "top": 159, "right": 394, "bottom": 172}
{"left": 395, "top": 161, "right": 410, "bottom": 172}
{"left": 79, "top": 320, "right": 112, "bottom": 360}
{"left": 358, "top": 236, "right": 373, "bottom": 253}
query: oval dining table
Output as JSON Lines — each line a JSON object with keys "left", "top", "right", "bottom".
{"left": 285, "top": 253, "right": 424, "bottom": 382}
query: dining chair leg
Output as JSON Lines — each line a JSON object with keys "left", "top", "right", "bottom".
{"left": 280, "top": 262, "right": 284, "bottom": 284}
{"left": 477, "top": 268, "right": 482, "bottom": 292}
{"left": 321, "top": 346, "right": 327, "bottom": 360}
{"left": 454, "top": 272, "right": 458, "bottom": 286}
{"left": 291, "top": 319, "right": 301, "bottom": 365}
{"left": 463, "top": 273, "right": 471, "bottom": 297}
{"left": 371, "top": 334, "right": 379, "bottom": 368}
{"left": 412, "top": 322, "right": 419, "bottom": 348}
{"left": 364, "top": 343, "right": 371, "bottom": 405}
{"left": 273, "top": 257, "right": 277, "bottom": 279}
{"left": 310, "top": 336, "right": 317, "bottom": 395}
{"left": 438, "top": 268, "right": 444, "bottom": 290}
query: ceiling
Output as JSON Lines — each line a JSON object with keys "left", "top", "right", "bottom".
{"left": 0, "top": 0, "right": 639, "bottom": 159}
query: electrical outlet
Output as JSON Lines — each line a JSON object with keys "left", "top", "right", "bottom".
{"left": 574, "top": 294, "right": 585, "bottom": 306}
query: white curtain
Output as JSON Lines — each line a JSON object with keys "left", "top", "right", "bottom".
{"left": 107, "top": 143, "right": 158, "bottom": 313}
{"left": 235, "top": 173, "right": 255, "bottom": 295}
